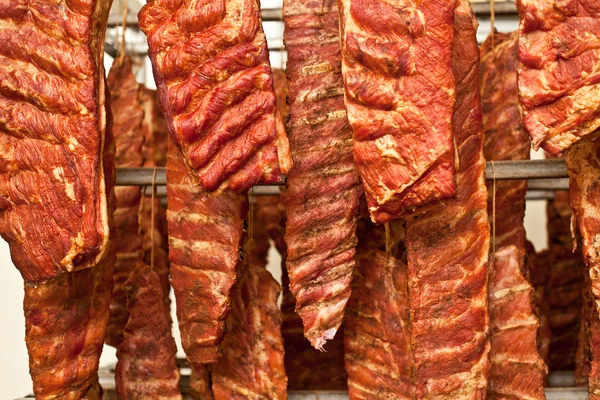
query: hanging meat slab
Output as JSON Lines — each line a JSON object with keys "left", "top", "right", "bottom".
{"left": 526, "top": 243, "right": 551, "bottom": 367}
{"left": 516, "top": 0, "right": 600, "bottom": 156}
{"left": 283, "top": 0, "right": 362, "bottom": 349}
{"left": 481, "top": 31, "right": 546, "bottom": 399}
{"left": 338, "top": 0, "right": 456, "bottom": 223}
{"left": 138, "top": 0, "right": 291, "bottom": 193}
{"left": 105, "top": 55, "right": 146, "bottom": 348}
{"left": 404, "top": 1, "right": 490, "bottom": 397}
{"left": 166, "top": 142, "right": 247, "bottom": 364}
{"left": 566, "top": 133, "right": 600, "bottom": 398}
{"left": 115, "top": 262, "right": 181, "bottom": 400}
{"left": 345, "top": 245, "right": 413, "bottom": 399}
{"left": 190, "top": 363, "right": 214, "bottom": 400}
{"left": 0, "top": 0, "right": 113, "bottom": 283}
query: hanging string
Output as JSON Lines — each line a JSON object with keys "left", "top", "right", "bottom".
{"left": 118, "top": 0, "right": 128, "bottom": 62}
{"left": 491, "top": 160, "right": 497, "bottom": 261}
{"left": 150, "top": 167, "right": 157, "bottom": 272}
{"left": 138, "top": 185, "right": 146, "bottom": 236}
{"left": 490, "top": 0, "right": 496, "bottom": 53}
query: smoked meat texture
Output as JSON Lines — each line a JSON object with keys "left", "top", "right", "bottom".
{"left": 338, "top": 0, "right": 457, "bottom": 223}
{"left": 283, "top": 0, "right": 362, "bottom": 349}
{"left": 405, "top": 1, "right": 490, "bottom": 397}
{"left": 138, "top": 0, "right": 292, "bottom": 193}
{"left": 0, "top": 0, "right": 113, "bottom": 283}
{"left": 516, "top": 0, "right": 600, "bottom": 156}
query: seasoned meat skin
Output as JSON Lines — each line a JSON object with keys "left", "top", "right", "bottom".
{"left": 404, "top": 2, "right": 490, "bottom": 398}
{"left": 338, "top": 0, "right": 456, "bottom": 223}
{"left": 105, "top": 56, "right": 145, "bottom": 348}
{"left": 212, "top": 241, "right": 287, "bottom": 399}
{"left": 190, "top": 363, "right": 214, "bottom": 400}
{"left": 115, "top": 262, "right": 181, "bottom": 400}
{"left": 138, "top": 0, "right": 291, "bottom": 193}
{"left": 283, "top": 0, "right": 362, "bottom": 349}
{"left": 271, "top": 69, "right": 289, "bottom": 124}
{"left": 0, "top": 0, "right": 113, "bottom": 283}
{"left": 345, "top": 248, "right": 413, "bottom": 400}
{"left": 166, "top": 142, "right": 247, "bottom": 364}
{"left": 566, "top": 133, "right": 600, "bottom": 398}
{"left": 516, "top": 0, "right": 600, "bottom": 156}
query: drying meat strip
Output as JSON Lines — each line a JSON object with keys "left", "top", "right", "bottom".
{"left": 345, "top": 245, "right": 413, "bottom": 399}
{"left": 0, "top": 0, "right": 112, "bottom": 283}
{"left": 212, "top": 239, "right": 287, "bottom": 399}
{"left": 481, "top": 31, "right": 546, "bottom": 399}
{"left": 575, "top": 272, "right": 595, "bottom": 386}
{"left": 105, "top": 56, "right": 146, "bottom": 348}
{"left": 24, "top": 107, "right": 116, "bottom": 399}
{"left": 115, "top": 262, "right": 181, "bottom": 400}
{"left": 190, "top": 363, "right": 214, "bottom": 400}
{"left": 405, "top": 2, "right": 490, "bottom": 397}
{"left": 566, "top": 133, "right": 600, "bottom": 398}
{"left": 516, "top": 0, "right": 600, "bottom": 156}
{"left": 272, "top": 69, "right": 289, "bottom": 124}
{"left": 138, "top": 0, "right": 291, "bottom": 193}
{"left": 283, "top": 0, "right": 362, "bottom": 349}
{"left": 166, "top": 142, "right": 247, "bottom": 364}
{"left": 338, "top": 0, "right": 456, "bottom": 223}
{"left": 526, "top": 243, "right": 551, "bottom": 367}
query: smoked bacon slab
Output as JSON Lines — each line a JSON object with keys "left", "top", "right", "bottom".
{"left": 405, "top": 1, "right": 490, "bottom": 397}
{"left": 566, "top": 134, "right": 600, "bottom": 398}
{"left": 166, "top": 142, "right": 247, "bottom": 364}
{"left": 0, "top": 0, "right": 113, "bottom": 283}
{"left": 481, "top": 31, "right": 546, "bottom": 400}
{"left": 283, "top": 0, "right": 362, "bottom": 349}
{"left": 516, "top": 0, "right": 600, "bottom": 156}
{"left": 338, "top": 0, "right": 456, "bottom": 223}
{"left": 138, "top": 0, "right": 291, "bottom": 193}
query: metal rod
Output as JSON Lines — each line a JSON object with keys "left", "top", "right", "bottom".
{"left": 117, "top": 160, "right": 569, "bottom": 186}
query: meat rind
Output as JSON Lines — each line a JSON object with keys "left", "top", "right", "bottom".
{"left": 138, "top": 0, "right": 291, "bottom": 193}
{"left": 338, "top": 0, "right": 456, "bottom": 223}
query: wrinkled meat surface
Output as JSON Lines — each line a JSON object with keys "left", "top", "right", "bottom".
{"left": 283, "top": 0, "right": 362, "bottom": 349}
{"left": 338, "top": 0, "right": 456, "bottom": 223}
{"left": 516, "top": 0, "right": 600, "bottom": 155}
{"left": 138, "top": 0, "right": 291, "bottom": 192}
{"left": 405, "top": 2, "right": 490, "bottom": 397}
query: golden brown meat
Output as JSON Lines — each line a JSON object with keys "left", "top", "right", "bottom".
{"left": 405, "top": 2, "right": 490, "bottom": 398}
{"left": 115, "top": 262, "right": 181, "bottom": 400}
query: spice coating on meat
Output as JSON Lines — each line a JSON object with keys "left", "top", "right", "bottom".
{"left": 106, "top": 56, "right": 146, "bottom": 348}
{"left": 138, "top": 0, "right": 291, "bottom": 193}
{"left": 212, "top": 244, "right": 287, "bottom": 399}
{"left": 566, "top": 134, "right": 600, "bottom": 398}
{"left": 404, "top": 2, "right": 490, "bottom": 397}
{"left": 481, "top": 31, "right": 546, "bottom": 400}
{"left": 345, "top": 248, "right": 413, "bottom": 400}
{"left": 166, "top": 142, "right": 247, "bottom": 364}
{"left": 115, "top": 262, "right": 181, "bottom": 400}
{"left": 338, "top": 0, "right": 456, "bottom": 223}
{"left": 283, "top": 0, "right": 362, "bottom": 349}
{"left": 0, "top": 0, "right": 113, "bottom": 283}
{"left": 516, "top": 0, "right": 600, "bottom": 156}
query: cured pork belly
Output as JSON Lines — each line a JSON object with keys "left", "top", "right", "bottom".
{"left": 404, "top": 1, "right": 490, "bottom": 397}
{"left": 115, "top": 262, "right": 181, "bottom": 400}
{"left": 283, "top": 0, "right": 362, "bottom": 349}
{"left": 0, "top": 0, "right": 113, "bottom": 283}
{"left": 338, "top": 0, "right": 456, "bottom": 223}
{"left": 526, "top": 243, "right": 551, "bottom": 367}
{"left": 166, "top": 142, "right": 247, "bottom": 364}
{"left": 138, "top": 0, "right": 291, "bottom": 192}
{"left": 481, "top": 31, "right": 546, "bottom": 399}
{"left": 106, "top": 56, "right": 145, "bottom": 348}
{"left": 566, "top": 134, "right": 600, "bottom": 398}
{"left": 190, "top": 363, "right": 214, "bottom": 400}
{"left": 516, "top": 0, "right": 600, "bottom": 155}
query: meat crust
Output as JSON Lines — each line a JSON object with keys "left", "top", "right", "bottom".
{"left": 166, "top": 141, "right": 247, "bottom": 364}
{"left": 516, "top": 0, "right": 600, "bottom": 156}
{"left": 404, "top": 2, "right": 490, "bottom": 397}
{"left": 338, "top": 0, "right": 456, "bottom": 223}
{"left": 0, "top": 0, "right": 113, "bottom": 283}
{"left": 283, "top": 0, "right": 362, "bottom": 349}
{"left": 115, "top": 262, "right": 181, "bottom": 400}
{"left": 138, "top": 0, "right": 291, "bottom": 192}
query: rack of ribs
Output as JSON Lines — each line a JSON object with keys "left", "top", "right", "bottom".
{"left": 516, "top": 0, "right": 600, "bottom": 156}
{"left": 338, "top": 0, "right": 456, "bottom": 223}
{"left": 405, "top": 1, "right": 490, "bottom": 397}
{"left": 0, "top": 0, "right": 113, "bottom": 283}
{"left": 138, "top": 0, "right": 291, "bottom": 193}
